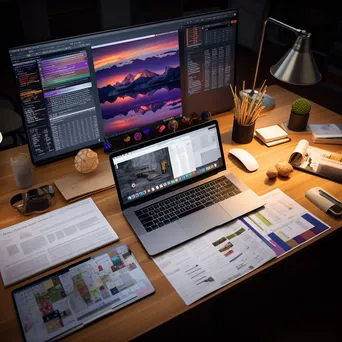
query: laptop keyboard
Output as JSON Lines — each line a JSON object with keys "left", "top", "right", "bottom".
{"left": 134, "top": 176, "right": 241, "bottom": 233}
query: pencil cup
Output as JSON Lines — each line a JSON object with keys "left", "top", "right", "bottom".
{"left": 232, "top": 118, "right": 255, "bottom": 144}
{"left": 10, "top": 153, "right": 34, "bottom": 189}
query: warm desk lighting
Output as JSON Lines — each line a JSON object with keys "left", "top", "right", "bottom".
{"left": 243, "top": 17, "right": 322, "bottom": 110}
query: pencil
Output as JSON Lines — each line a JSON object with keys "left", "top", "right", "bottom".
{"left": 229, "top": 81, "right": 267, "bottom": 126}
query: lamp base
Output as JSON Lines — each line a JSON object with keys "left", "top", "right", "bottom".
{"left": 239, "top": 90, "right": 275, "bottom": 111}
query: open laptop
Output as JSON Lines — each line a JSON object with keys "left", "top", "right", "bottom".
{"left": 110, "top": 120, "right": 265, "bottom": 255}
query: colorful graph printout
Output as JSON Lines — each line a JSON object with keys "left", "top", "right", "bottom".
{"left": 241, "top": 189, "right": 331, "bottom": 257}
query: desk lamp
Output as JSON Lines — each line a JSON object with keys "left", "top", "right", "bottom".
{"left": 243, "top": 17, "right": 322, "bottom": 110}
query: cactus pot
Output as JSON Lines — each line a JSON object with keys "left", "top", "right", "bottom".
{"left": 287, "top": 111, "right": 310, "bottom": 131}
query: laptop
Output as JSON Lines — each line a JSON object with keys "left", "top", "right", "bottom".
{"left": 110, "top": 120, "right": 265, "bottom": 255}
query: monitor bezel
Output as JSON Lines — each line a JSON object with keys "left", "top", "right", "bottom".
{"left": 8, "top": 8, "right": 238, "bottom": 167}
{"left": 109, "top": 120, "right": 226, "bottom": 211}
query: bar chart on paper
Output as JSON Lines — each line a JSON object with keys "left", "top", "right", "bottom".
{"left": 240, "top": 189, "right": 331, "bottom": 257}
{"left": 153, "top": 220, "right": 276, "bottom": 305}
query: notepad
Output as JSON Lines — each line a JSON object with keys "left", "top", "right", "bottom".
{"left": 255, "top": 125, "right": 288, "bottom": 142}
{"left": 254, "top": 125, "right": 290, "bottom": 147}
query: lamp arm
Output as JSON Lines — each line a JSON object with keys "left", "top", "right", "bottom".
{"left": 251, "top": 17, "right": 306, "bottom": 93}
{"left": 267, "top": 17, "right": 302, "bottom": 35}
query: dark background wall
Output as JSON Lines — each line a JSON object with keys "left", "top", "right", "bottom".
{"left": 0, "top": 2, "right": 342, "bottom": 340}
{"left": 0, "top": 0, "right": 341, "bottom": 148}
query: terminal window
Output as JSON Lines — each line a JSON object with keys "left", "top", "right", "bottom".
{"left": 12, "top": 48, "right": 103, "bottom": 163}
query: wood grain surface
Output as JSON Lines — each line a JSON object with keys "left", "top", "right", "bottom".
{"left": 0, "top": 85, "right": 341, "bottom": 341}
{"left": 54, "top": 161, "right": 115, "bottom": 202}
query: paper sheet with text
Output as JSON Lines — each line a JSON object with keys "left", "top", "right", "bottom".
{"left": 241, "top": 188, "right": 331, "bottom": 257}
{"left": 0, "top": 198, "right": 118, "bottom": 287}
{"left": 153, "top": 220, "right": 276, "bottom": 305}
{"left": 153, "top": 189, "right": 331, "bottom": 305}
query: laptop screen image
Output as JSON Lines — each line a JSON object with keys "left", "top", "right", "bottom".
{"left": 112, "top": 123, "right": 225, "bottom": 206}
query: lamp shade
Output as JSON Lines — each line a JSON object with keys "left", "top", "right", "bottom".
{"left": 270, "top": 34, "right": 322, "bottom": 85}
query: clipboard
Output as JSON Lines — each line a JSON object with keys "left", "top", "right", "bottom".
{"left": 12, "top": 244, "right": 154, "bottom": 342}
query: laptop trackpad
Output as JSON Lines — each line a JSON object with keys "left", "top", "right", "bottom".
{"left": 178, "top": 205, "right": 231, "bottom": 238}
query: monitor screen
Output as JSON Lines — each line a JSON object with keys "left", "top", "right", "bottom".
{"left": 92, "top": 31, "right": 182, "bottom": 137}
{"left": 8, "top": 9, "right": 237, "bottom": 165}
{"left": 111, "top": 123, "right": 224, "bottom": 206}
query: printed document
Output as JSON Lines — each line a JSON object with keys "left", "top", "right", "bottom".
{"left": 241, "top": 189, "right": 331, "bottom": 257}
{"left": 153, "top": 189, "right": 331, "bottom": 305}
{"left": 153, "top": 220, "right": 276, "bottom": 305}
{"left": 0, "top": 198, "right": 118, "bottom": 287}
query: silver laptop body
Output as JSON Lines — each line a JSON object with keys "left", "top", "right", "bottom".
{"left": 110, "top": 121, "right": 264, "bottom": 256}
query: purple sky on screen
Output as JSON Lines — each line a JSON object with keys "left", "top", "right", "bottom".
{"left": 92, "top": 31, "right": 182, "bottom": 136}
{"left": 92, "top": 31, "right": 179, "bottom": 70}
{"left": 92, "top": 32, "right": 180, "bottom": 87}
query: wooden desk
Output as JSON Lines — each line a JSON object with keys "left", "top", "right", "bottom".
{"left": 0, "top": 85, "right": 341, "bottom": 341}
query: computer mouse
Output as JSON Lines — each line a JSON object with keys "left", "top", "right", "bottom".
{"left": 229, "top": 148, "right": 259, "bottom": 172}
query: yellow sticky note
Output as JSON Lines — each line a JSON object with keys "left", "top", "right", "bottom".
{"left": 44, "top": 279, "right": 54, "bottom": 290}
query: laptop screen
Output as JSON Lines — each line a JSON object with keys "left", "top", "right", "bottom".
{"left": 112, "top": 123, "right": 225, "bottom": 206}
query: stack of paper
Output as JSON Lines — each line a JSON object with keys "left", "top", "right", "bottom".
{"left": 255, "top": 125, "right": 290, "bottom": 147}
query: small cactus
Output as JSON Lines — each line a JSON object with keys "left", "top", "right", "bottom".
{"left": 292, "top": 98, "right": 311, "bottom": 115}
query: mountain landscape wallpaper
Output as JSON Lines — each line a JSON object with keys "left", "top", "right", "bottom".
{"left": 92, "top": 31, "right": 182, "bottom": 137}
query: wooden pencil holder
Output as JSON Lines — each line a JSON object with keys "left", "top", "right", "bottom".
{"left": 232, "top": 118, "right": 255, "bottom": 144}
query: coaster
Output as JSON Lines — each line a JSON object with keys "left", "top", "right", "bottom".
{"left": 281, "top": 122, "right": 311, "bottom": 134}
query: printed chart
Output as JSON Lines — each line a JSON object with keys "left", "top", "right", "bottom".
{"left": 241, "top": 189, "right": 331, "bottom": 257}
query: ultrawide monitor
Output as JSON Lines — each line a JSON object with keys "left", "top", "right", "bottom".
{"left": 8, "top": 9, "right": 237, "bottom": 165}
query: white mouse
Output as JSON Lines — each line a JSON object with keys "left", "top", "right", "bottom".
{"left": 229, "top": 148, "right": 259, "bottom": 172}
